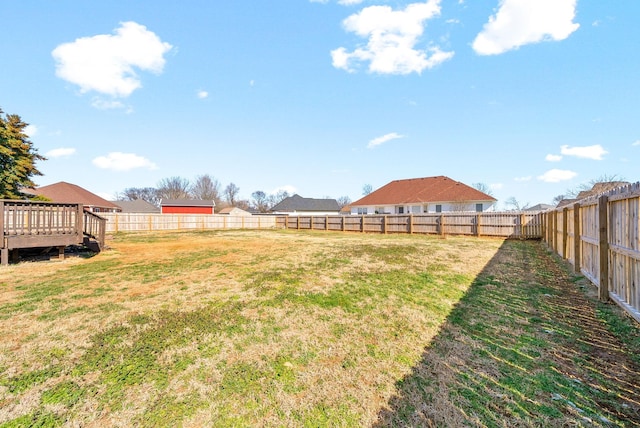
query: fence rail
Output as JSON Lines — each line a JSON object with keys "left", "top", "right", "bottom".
{"left": 99, "top": 213, "right": 279, "bottom": 233}
{"left": 543, "top": 182, "right": 640, "bottom": 323}
{"left": 277, "top": 212, "right": 544, "bottom": 238}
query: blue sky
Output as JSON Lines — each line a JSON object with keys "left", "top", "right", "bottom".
{"left": 2, "top": 0, "right": 638, "bottom": 208}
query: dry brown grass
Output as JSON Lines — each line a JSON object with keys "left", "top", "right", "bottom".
{"left": 0, "top": 230, "right": 504, "bottom": 426}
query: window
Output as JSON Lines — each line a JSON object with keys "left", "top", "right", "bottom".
{"left": 396, "top": 206, "right": 404, "bottom": 214}
{"left": 411, "top": 205, "right": 421, "bottom": 214}
{"left": 435, "top": 205, "right": 442, "bottom": 213}
{"left": 476, "top": 203, "right": 483, "bottom": 212}
{"left": 357, "top": 207, "right": 368, "bottom": 215}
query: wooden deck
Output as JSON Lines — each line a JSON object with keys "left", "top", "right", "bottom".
{"left": 1, "top": 200, "right": 107, "bottom": 265}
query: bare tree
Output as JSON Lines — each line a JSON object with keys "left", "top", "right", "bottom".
{"left": 472, "top": 182, "right": 494, "bottom": 196}
{"left": 157, "top": 176, "right": 191, "bottom": 200}
{"left": 504, "top": 196, "right": 529, "bottom": 211}
{"left": 191, "top": 174, "right": 221, "bottom": 204}
{"left": 267, "top": 190, "right": 290, "bottom": 208}
{"left": 362, "top": 184, "right": 373, "bottom": 196}
{"left": 564, "top": 174, "right": 627, "bottom": 198}
{"left": 224, "top": 182, "right": 240, "bottom": 206}
{"left": 336, "top": 196, "right": 351, "bottom": 208}
{"left": 116, "top": 187, "right": 160, "bottom": 206}
{"left": 251, "top": 190, "right": 270, "bottom": 213}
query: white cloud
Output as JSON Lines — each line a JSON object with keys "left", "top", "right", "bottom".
{"left": 632, "top": 140, "right": 640, "bottom": 146}
{"left": 339, "top": 0, "right": 364, "bottom": 5}
{"left": 24, "top": 124, "right": 38, "bottom": 137}
{"left": 514, "top": 176, "right": 532, "bottom": 182}
{"left": 545, "top": 154, "right": 562, "bottom": 162}
{"left": 537, "top": 169, "right": 577, "bottom": 183}
{"left": 91, "top": 98, "right": 127, "bottom": 110}
{"left": 331, "top": 1, "right": 454, "bottom": 74}
{"left": 92, "top": 152, "right": 158, "bottom": 171}
{"left": 46, "top": 147, "right": 76, "bottom": 158}
{"left": 52, "top": 21, "right": 173, "bottom": 97}
{"left": 472, "top": 0, "right": 579, "bottom": 55}
{"left": 197, "top": 90, "right": 209, "bottom": 99}
{"left": 367, "top": 132, "right": 405, "bottom": 149}
{"left": 560, "top": 144, "right": 608, "bottom": 160}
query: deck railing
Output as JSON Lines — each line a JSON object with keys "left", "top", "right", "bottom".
{"left": 1, "top": 200, "right": 108, "bottom": 264}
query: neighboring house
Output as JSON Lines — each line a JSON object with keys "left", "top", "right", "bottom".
{"left": 556, "top": 181, "right": 630, "bottom": 208}
{"left": 270, "top": 194, "right": 341, "bottom": 216}
{"left": 113, "top": 200, "right": 160, "bottom": 213}
{"left": 526, "top": 204, "right": 554, "bottom": 212}
{"left": 160, "top": 199, "right": 215, "bottom": 214}
{"left": 23, "top": 181, "right": 121, "bottom": 213}
{"left": 217, "top": 207, "right": 252, "bottom": 216}
{"left": 349, "top": 176, "right": 497, "bottom": 215}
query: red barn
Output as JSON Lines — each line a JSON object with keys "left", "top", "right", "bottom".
{"left": 160, "top": 199, "right": 215, "bottom": 214}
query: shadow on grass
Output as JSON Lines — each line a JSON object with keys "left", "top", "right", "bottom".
{"left": 375, "top": 239, "right": 640, "bottom": 427}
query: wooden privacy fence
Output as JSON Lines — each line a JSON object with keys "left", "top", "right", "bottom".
{"left": 99, "top": 213, "right": 279, "bottom": 233}
{"left": 543, "top": 183, "right": 640, "bottom": 323}
{"left": 276, "top": 212, "right": 544, "bottom": 239}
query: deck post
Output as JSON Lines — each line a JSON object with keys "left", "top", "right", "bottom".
{"left": 58, "top": 246, "right": 65, "bottom": 260}
{"left": 1, "top": 247, "right": 8, "bottom": 266}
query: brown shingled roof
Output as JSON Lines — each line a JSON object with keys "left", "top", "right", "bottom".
{"left": 351, "top": 176, "right": 496, "bottom": 206}
{"left": 24, "top": 181, "right": 121, "bottom": 210}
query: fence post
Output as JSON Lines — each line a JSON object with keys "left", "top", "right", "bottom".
{"left": 598, "top": 195, "right": 609, "bottom": 301}
{"left": 383, "top": 215, "right": 387, "bottom": 234}
{"left": 439, "top": 214, "right": 445, "bottom": 236}
{"left": 520, "top": 213, "right": 526, "bottom": 239}
{"left": 409, "top": 214, "right": 413, "bottom": 234}
{"left": 361, "top": 215, "right": 365, "bottom": 233}
{"left": 573, "top": 202, "right": 581, "bottom": 273}
{"left": 562, "top": 207, "right": 569, "bottom": 258}
{"left": 475, "top": 214, "right": 480, "bottom": 236}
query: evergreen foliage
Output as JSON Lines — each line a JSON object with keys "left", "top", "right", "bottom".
{"left": 0, "top": 108, "right": 45, "bottom": 199}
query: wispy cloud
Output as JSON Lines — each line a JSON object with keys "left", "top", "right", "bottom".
{"left": 633, "top": 140, "right": 640, "bottom": 146}
{"left": 24, "top": 124, "right": 38, "bottom": 137}
{"left": 537, "top": 169, "right": 577, "bottom": 183}
{"left": 52, "top": 21, "right": 172, "bottom": 99}
{"left": 367, "top": 132, "right": 405, "bottom": 149}
{"left": 331, "top": 1, "right": 454, "bottom": 74}
{"left": 560, "top": 144, "right": 607, "bottom": 160}
{"left": 545, "top": 154, "right": 562, "bottom": 162}
{"left": 514, "top": 176, "right": 532, "bottom": 182}
{"left": 46, "top": 147, "right": 76, "bottom": 158}
{"left": 472, "top": 0, "right": 579, "bottom": 55}
{"left": 92, "top": 152, "right": 158, "bottom": 171}
{"left": 197, "top": 90, "right": 209, "bottom": 99}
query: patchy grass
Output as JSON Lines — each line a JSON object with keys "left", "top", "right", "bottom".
{"left": 377, "top": 239, "right": 640, "bottom": 427}
{"left": 1, "top": 230, "right": 639, "bottom": 427}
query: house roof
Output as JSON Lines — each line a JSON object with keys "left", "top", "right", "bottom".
{"left": 113, "top": 200, "right": 160, "bottom": 213}
{"left": 270, "top": 194, "right": 341, "bottom": 212}
{"left": 526, "top": 203, "right": 554, "bottom": 212}
{"left": 160, "top": 199, "right": 215, "bottom": 207}
{"left": 217, "top": 207, "right": 251, "bottom": 215}
{"left": 24, "top": 181, "right": 121, "bottom": 210}
{"left": 351, "top": 176, "right": 497, "bottom": 206}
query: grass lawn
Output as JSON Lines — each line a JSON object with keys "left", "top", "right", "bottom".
{"left": 0, "top": 230, "right": 639, "bottom": 427}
